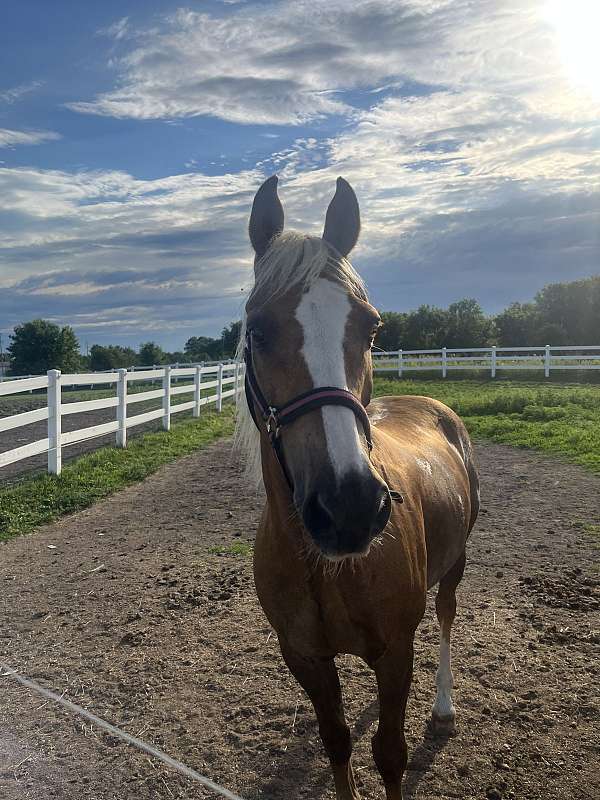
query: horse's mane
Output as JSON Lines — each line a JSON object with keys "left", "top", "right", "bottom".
{"left": 233, "top": 231, "right": 367, "bottom": 489}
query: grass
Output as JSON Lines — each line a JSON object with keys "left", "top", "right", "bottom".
{"left": 374, "top": 377, "right": 600, "bottom": 473}
{"left": 0, "top": 407, "right": 235, "bottom": 542}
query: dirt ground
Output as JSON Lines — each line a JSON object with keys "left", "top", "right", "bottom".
{"left": 0, "top": 439, "right": 598, "bottom": 800}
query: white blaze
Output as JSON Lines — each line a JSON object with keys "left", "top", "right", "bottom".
{"left": 295, "top": 278, "right": 367, "bottom": 482}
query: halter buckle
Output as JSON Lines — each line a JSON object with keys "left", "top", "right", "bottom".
{"left": 265, "top": 407, "right": 280, "bottom": 439}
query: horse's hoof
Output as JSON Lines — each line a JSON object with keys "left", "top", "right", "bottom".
{"left": 429, "top": 712, "right": 457, "bottom": 737}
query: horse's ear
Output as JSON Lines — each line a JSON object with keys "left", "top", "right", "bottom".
{"left": 322, "top": 177, "right": 360, "bottom": 257}
{"left": 249, "top": 175, "right": 284, "bottom": 259}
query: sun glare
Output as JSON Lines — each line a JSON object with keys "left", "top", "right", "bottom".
{"left": 545, "top": 0, "right": 600, "bottom": 100}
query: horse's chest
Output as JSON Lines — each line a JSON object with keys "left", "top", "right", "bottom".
{"left": 258, "top": 566, "right": 417, "bottom": 662}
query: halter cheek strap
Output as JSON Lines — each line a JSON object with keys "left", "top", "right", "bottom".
{"left": 243, "top": 332, "right": 402, "bottom": 504}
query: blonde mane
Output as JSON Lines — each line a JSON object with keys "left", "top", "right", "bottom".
{"left": 234, "top": 231, "right": 367, "bottom": 489}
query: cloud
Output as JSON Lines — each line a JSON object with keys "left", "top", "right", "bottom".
{"left": 67, "top": 1, "right": 451, "bottom": 124}
{"left": 0, "top": 129, "right": 61, "bottom": 148}
{"left": 67, "top": 0, "right": 600, "bottom": 128}
{"left": 2, "top": 0, "right": 599, "bottom": 346}
{"left": 0, "top": 81, "right": 43, "bottom": 104}
{"left": 99, "top": 16, "right": 130, "bottom": 41}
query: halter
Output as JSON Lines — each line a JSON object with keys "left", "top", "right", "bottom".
{"left": 243, "top": 331, "right": 402, "bottom": 503}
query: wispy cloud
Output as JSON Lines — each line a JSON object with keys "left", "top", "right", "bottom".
{"left": 98, "top": 16, "right": 130, "bottom": 41}
{"left": 0, "top": 81, "right": 43, "bottom": 104}
{"left": 0, "top": 129, "right": 61, "bottom": 148}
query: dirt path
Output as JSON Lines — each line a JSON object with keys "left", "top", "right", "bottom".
{"left": 0, "top": 440, "right": 598, "bottom": 800}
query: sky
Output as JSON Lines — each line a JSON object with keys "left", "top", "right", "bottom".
{"left": 0, "top": 0, "right": 599, "bottom": 352}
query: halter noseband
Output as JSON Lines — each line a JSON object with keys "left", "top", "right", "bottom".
{"left": 243, "top": 331, "right": 374, "bottom": 491}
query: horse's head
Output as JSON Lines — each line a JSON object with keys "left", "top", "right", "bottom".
{"left": 243, "top": 176, "right": 391, "bottom": 559}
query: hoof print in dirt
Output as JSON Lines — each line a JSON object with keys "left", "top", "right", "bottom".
{"left": 119, "top": 631, "right": 146, "bottom": 647}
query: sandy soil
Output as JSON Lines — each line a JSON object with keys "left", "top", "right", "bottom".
{"left": 0, "top": 439, "right": 598, "bottom": 799}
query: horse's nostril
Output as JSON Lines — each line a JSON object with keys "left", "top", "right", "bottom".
{"left": 302, "top": 491, "right": 336, "bottom": 536}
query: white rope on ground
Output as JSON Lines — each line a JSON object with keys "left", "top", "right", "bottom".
{"left": 0, "top": 663, "right": 248, "bottom": 800}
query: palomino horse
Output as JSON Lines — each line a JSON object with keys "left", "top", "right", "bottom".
{"left": 237, "top": 176, "right": 479, "bottom": 799}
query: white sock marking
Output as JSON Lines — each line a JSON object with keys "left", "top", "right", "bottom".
{"left": 432, "top": 634, "right": 455, "bottom": 719}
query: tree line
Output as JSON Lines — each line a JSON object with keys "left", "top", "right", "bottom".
{"left": 376, "top": 276, "right": 599, "bottom": 351}
{"left": 4, "top": 320, "right": 242, "bottom": 377}
{"left": 3, "top": 276, "right": 598, "bottom": 375}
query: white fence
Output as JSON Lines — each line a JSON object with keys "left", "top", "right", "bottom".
{"left": 0, "top": 363, "right": 242, "bottom": 476}
{"left": 2, "top": 344, "right": 599, "bottom": 477}
{"left": 372, "top": 345, "right": 600, "bottom": 377}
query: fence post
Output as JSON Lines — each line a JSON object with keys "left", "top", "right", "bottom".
{"left": 193, "top": 365, "right": 202, "bottom": 418}
{"left": 544, "top": 344, "right": 551, "bottom": 378}
{"left": 163, "top": 366, "right": 171, "bottom": 430}
{"left": 217, "top": 363, "right": 224, "bottom": 412}
{"left": 48, "top": 369, "right": 62, "bottom": 475}
{"left": 398, "top": 349, "right": 403, "bottom": 378}
{"left": 116, "top": 368, "right": 128, "bottom": 448}
{"left": 233, "top": 362, "right": 240, "bottom": 404}
{"left": 442, "top": 347, "right": 447, "bottom": 378}
{"left": 491, "top": 345, "right": 497, "bottom": 378}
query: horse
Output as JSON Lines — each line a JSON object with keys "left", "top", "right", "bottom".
{"left": 236, "top": 175, "right": 479, "bottom": 800}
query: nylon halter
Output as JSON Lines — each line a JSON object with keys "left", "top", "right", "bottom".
{"left": 243, "top": 330, "right": 375, "bottom": 491}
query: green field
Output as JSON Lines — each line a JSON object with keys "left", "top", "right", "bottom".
{"left": 373, "top": 378, "right": 600, "bottom": 473}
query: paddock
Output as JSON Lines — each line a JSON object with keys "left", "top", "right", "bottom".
{"left": 0, "top": 436, "right": 598, "bottom": 800}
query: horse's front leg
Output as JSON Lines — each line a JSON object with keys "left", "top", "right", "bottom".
{"left": 279, "top": 640, "right": 361, "bottom": 800}
{"left": 372, "top": 633, "right": 415, "bottom": 800}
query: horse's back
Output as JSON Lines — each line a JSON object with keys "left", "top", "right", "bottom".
{"left": 369, "top": 394, "right": 479, "bottom": 586}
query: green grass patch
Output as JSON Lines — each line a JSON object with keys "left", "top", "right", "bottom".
{"left": 373, "top": 378, "right": 600, "bottom": 474}
{"left": 209, "top": 541, "right": 253, "bottom": 557}
{"left": 0, "top": 407, "right": 235, "bottom": 542}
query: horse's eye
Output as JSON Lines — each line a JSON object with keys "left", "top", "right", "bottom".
{"left": 250, "top": 328, "right": 266, "bottom": 346}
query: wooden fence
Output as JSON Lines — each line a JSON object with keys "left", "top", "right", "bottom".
{"left": 0, "top": 363, "right": 242, "bottom": 475}
{"left": 372, "top": 345, "right": 600, "bottom": 377}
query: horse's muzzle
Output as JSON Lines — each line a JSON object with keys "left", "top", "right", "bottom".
{"left": 299, "top": 472, "right": 391, "bottom": 558}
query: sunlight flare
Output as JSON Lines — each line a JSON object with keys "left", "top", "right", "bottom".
{"left": 545, "top": 0, "right": 600, "bottom": 99}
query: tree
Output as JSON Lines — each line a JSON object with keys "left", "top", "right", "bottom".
{"left": 444, "top": 299, "right": 493, "bottom": 348}
{"left": 221, "top": 321, "right": 242, "bottom": 357}
{"left": 184, "top": 335, "right": 222, "bottom": 362}
{"left": 403, "top": 305, "right": 448, "bottom": 350}
{"left": 138, "top": 341, "right": 165, "bottom": 366}
{"left": 374, "top": 312, "right": 408, "bottom": 351}
{"left": 494, "top": 302, "right": 539, "bottom": 346}
{"left": 89, "top": 344, "right": 137, "bottom": 371}
{"left": 8, "top": 319, "right": 80, "bottom": 376}
{"left": 164, "top": 350, "right": 187, "bottom": 365}
{"left": 535, "top": 276, "right": 600, "bottom": 345}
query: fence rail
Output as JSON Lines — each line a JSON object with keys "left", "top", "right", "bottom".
{"left": 0, "top": 363, "right": 243, "bottom": 475}
{"left": 372, "top": 345, "right": 600, "bottom": 377}
{"left": 2, "top": 344, "right": 599, "bottom": 476}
